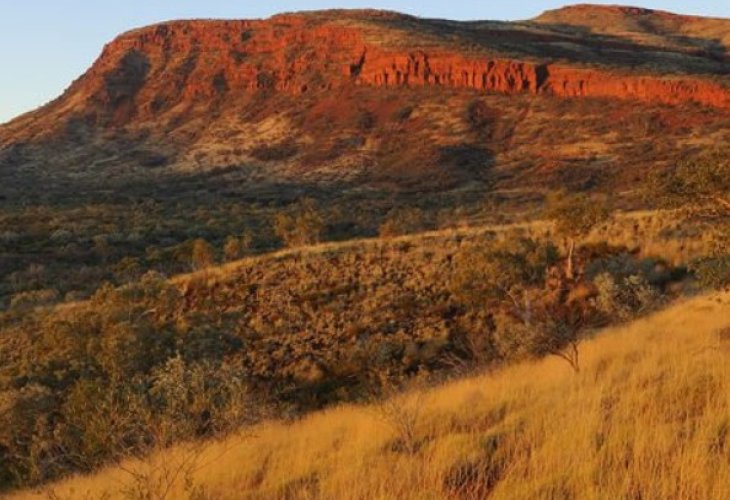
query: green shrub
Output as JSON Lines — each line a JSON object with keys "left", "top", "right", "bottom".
{"left": 594, "top": 273, "right": 660, "bottom": 321}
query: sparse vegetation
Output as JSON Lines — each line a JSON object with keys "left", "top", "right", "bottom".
{"left": 379, "top": 207, "right": 429, "bottom": 238}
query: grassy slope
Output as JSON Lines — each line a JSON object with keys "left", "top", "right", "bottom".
{"left": 19, "top": 290, "right": 730, "bottom": 500}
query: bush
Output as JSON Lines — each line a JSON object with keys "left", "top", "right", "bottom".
{"left": 491, "top": 286, "right": 589, "bottom": 373}
{"left": 273, "top": 198, "right": 325, "bottom": 247}
{"left": 465, "top": 99, "right": 495, "bottom": 132}
{"left": 223, "top": 235, "right": 243, "bottom": 262}
{"left": 356, "top": 110, "right": 376, "bottom": 131}
{"left": 645, "top": 148, "right": 730, "bottom": 214}
{"left": 0, "top": 273, "right": 261, "bottom": 489}
{"left": 594, "top": 273, "right": 660, "bottom": 321}
{"left": 250, "top": 142, "right": 298, "bottom": 162}
{"left": 379, "top": 207, "right": 428, "bottom": 238}
{"left": 450, "top": 238, "right": 559, "bottom": 307}
{"left": 9, "top": 288, "right": 60, "bottom": 311}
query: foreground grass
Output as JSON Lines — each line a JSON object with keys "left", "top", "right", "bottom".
{"left": 18, "top": 291, "right": 730, "bottom": 499}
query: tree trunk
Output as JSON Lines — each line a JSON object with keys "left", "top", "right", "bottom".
{"left": 566, "top": 238, "right": 576, "bottom": 280}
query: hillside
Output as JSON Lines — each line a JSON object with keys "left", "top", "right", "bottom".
{"left": 14, "top": 291, "right": 730, "bottom": 499}
{"left": 2, "top": 204, "right": 728, "bottom": 491}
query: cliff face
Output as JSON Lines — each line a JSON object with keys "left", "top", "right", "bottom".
{"left": 19, "top": 10, "right": 726, "bottom": 135}
{"left": 352, "top": 51, "right": 729, "bottom": 109}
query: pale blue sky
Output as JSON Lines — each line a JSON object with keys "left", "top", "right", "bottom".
{"left": 1, "top": 1, "right": 728, "bottom": 124}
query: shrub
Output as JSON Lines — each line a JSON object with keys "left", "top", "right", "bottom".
{"left": 691, "top": 255, "right": 730, "bottom": 290}
{"left": 191, "top": 238, "right": 215, "bottom": 270}
{"left": 9, "top": 288, "right": 60, "bottom": 311}
{"left": 112, "top": 256, "right": 143, "bottom": 283}
{"left": 393, "top": 105, "right": 414, "bottom": 122}
{"left": 645, "top": 148, "right": 730, "bottom": 214}
{"left": 356, "top": 110, "right": 376, "bottom": 131}
{"left": 223, "top": 235, "right": 243, "bottom": 262}
{"left": 465, "top": 99, "right": 494, "bottom": 132}
{"left": 50, "top": 229, "right": 72, "bottom": 243}
{"left": 450, "top": 237, "right": 559, "bottom": 307}
{"left": 250, "top": 142, "right": 298, "bottom": 162}
{"left": 492, "top": 289, "right": 588, "bottom": 373}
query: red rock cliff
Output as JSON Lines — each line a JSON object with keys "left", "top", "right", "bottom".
{"left": 25, "top": 12, "right": 730, "bottom": 130}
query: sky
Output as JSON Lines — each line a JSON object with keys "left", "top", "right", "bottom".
{"left": 1, "top": 1, "right": 728, "bottom": 124}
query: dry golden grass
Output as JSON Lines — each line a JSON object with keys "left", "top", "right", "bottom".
{"left": 19, "top": 290, "right": 730, "bottom": 500}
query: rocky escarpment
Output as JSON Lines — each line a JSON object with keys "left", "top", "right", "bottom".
{"left": 351, "top": 50, "right": 729, "bottom": 108}
{"left": 2, "top": 7, "right": 728, "bottom": 147}
{"left": 0, "top": 7, "right": 728, "bottom": 208}
{"left": 18, "top": 10, "right": 726, "bottom": 131}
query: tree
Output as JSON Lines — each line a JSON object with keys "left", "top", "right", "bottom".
{"left": 223, "top": 236, "right": 242, "bottom": 262}
{"left": 191, "top": 238, "right": 215, "bottom": 271}
{"left": 273, "top": 198, "right": 325, "bottom": 248}
{"left": 492, "top": 281, "right": 601, "bottom": 373}
{"left": 450, "top": 236, "right": 601, "bottom": 373}
{"left": 450, "top": 237, "right": 559, "bottom": 308}
{"left": 546, "top": 191, "right": 610, "bottom": 280}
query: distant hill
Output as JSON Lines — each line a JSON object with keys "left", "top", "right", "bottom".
{"left": 535, "top": 4, "right": 730, "bottom": 56}
{"left": 0, "top": 5, "right": 728, "bottom": 203}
